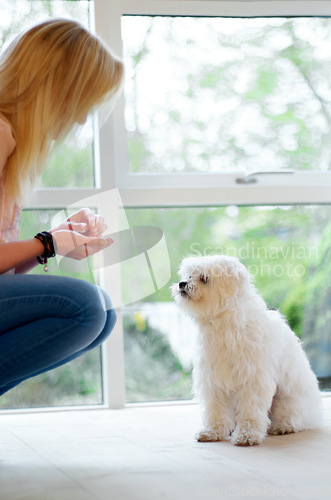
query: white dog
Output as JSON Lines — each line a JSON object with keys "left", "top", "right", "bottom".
{"left": 171, "top": 255, "right": 322, "bottom": 446}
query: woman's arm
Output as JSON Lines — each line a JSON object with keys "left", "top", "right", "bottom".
{"left": 1, "top": 231, "right": 112, "bottom": 275}
{"left": 0, "top": 208, "right": 112, "bottom": 274}
{"left": 15, "top": 255, "right": 41, "bottom": 274}
{"left": 0, "top": 239, "right": 44, "bottom": 274}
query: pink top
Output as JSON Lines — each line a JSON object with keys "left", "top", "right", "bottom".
{"left": 0, "top": 117, "right": 20, "bottom": 274}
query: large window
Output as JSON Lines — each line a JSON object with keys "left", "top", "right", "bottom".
{"left": 0, "top": 0, "right": 330, "bottom": 411}
{"left": 123, "top": 15, "right": 331, "bottom": 175}
{"left": 109, "top": 0, "right": 331, "bottom": 404}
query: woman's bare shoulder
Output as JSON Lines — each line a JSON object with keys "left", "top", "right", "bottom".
{"left": 0, "top": 116, "right": 16, "bottom": 176}
{"left": 0, "top": 117, "right": 16, "bottom": 155}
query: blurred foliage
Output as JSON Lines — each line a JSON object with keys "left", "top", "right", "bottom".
{"left": 301, "top": 224, "right": 331, "bottom": 388}
{"left": 124, "top": 205, "right": 326, "bottom": 305}
{"left": 0, "top": 349, "right": 102, "bottom": 408}
{"left": 41, "top": 141, "right": 94, "bottom": 188}
{"left": 124, "top": 314, "right": 192, "bottom": 402}
{"left": 124, "top": 16, "right": 331, "bottom": 173}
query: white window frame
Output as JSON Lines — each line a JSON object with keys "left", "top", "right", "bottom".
{"left": 24, "top": 0, "right": 331, "bottom": 410}
{"left": 99, "top": 0, "right": 331, "bottom": 209}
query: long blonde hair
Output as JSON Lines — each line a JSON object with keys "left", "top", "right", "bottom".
{"left": 0, "top": 18, "right": 124, "bottom": 203}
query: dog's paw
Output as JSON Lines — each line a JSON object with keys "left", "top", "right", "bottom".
{"left": 195, "top": 426, "right": 231, "bottom": 442}
{"left": 268, "top": 423, "right": 295, "bottom": 435}
{"left": 231, "top": 423, "right": 265, "bottom": 446}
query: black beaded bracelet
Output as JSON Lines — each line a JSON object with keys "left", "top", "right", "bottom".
{"left": 34, "top": 231, "right": 56, "bottom": 272}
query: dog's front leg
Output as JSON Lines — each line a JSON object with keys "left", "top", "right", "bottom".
{"left": 231, "top": 382, "right": 274, "bottom": 446}
{"left": 195, "top": 388, "right": 235, "bottom": 442}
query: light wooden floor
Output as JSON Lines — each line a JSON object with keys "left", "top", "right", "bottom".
{"left": 1, "top": 397, "right": 331, "bottom": 500}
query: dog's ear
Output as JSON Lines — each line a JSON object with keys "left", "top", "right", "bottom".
{"left": 220, "top": 262, "right": 249, "bottom": 296}
{"left": 232, "top": 265, "right": 246, "bottom": 282}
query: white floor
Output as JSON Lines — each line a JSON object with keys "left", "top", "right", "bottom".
{"left": 0, "top": 397, "right": 331, "bottom": 500}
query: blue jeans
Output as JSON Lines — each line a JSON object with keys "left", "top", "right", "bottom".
{"left": 0, "top": 274, "right": 116, "bottom": 397}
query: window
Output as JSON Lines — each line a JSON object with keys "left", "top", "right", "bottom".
{"left": 103, "top": 0, "right": 331, "bottom": 403}
{"left": 109, "top": 0, "right": 331, "bottom": 204}
{"left": 122, "top": 15, "right": 331, "bottom": 175}
{"left": 1, "top": 0, "right": 330, "bottom": 411}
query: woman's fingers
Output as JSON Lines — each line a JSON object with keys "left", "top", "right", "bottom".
{"left": 68, "top": 221, "right": 88, "bottom": 233}
{"left": 52, "top": 230, "right": 113, "bottom": 260}
{"left": 84, "top": 236, "right": 113, "bottom": 256}
{"left": 50, "top": 209, "right": 108, "bottom": 239}
{"left": 70, "top": 209, "right": 107, "bottom": 236}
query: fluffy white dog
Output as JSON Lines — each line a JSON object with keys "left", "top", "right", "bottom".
{"left": 171, "top": 255, "right": 322, "bottom": 446}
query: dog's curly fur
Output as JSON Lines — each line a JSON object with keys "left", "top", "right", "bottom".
{"left": 171, "top": 255, "right": 322, "bottom": 446}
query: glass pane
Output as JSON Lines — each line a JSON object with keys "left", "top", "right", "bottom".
{"left": 0, "top": 209, "right": 103, "bottom": 409}
{"left": 122, "top": 16, "right": 331, "bottom": 174}
{"left": 0, "top": 0, "right": 94, "bottom": 188}
{"left": 123, "top": 205, "right": 330, "bottom": 403}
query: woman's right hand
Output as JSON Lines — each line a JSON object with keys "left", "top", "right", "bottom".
{"left": 50, "top": 208, "right": 107, "bottom": 238}
{"left": 52, "top": 230, "right": 113, "bottom": 260}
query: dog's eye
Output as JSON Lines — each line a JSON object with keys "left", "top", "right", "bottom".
{"left": 200, "top": 275, "right": 208, "bottom": 284}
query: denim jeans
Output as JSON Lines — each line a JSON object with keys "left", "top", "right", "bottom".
{"left": 0, "top": 274, "right": 116, "bottom": 396}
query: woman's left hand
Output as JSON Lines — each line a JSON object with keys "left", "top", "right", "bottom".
{"left": 51, "top": 230, "right": 113, "bottom": 260}
{"left": 50, "top": 208, "right": 107, "bottom": 237}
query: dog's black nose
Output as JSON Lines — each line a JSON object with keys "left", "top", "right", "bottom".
{"left": 179, "top": 281, "right": 187, "bottom": 290}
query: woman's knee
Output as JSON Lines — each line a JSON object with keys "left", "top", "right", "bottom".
{"left": 47, "top": 278, "right": 117, "bottom": 349}
{"left": 75, "top": 281, "right": 107, "bottom": 325}
{"left": 58, "top": 278, "right": 113, "bottom": 342}
{"left": 73, "top": 297, "right": 117, "bottom": 354}
{"left": 79, "top": 283, "right": 117, "bottom": 334}
{"left": 91, "top": 288, "right": 117, "bottom": 341}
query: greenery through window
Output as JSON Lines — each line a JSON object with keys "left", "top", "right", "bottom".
{"left": 123, "top": 16, "right": 331, "bottom": 173}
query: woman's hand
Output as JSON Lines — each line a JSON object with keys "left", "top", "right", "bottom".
{"left": 49, "top": 208, "right": 112, "bottom": 260}
{"left": 52, "top": 230, "right": 113, "bottom": 260}
{"left": 50, "top": 208, "right": 107, "bottom": 238}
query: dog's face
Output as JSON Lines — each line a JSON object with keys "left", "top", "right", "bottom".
{"left": 171, "top": 255, "right": 250, "bottom": 320}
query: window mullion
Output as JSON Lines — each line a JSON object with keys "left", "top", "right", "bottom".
{"left": 94, "top": 0, "right": 127, "bottom": 409}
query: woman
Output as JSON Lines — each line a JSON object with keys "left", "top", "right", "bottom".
{"left": 0, "top": 19, "right": 124, "bottom": 397}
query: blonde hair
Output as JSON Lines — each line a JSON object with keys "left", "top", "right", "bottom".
{"left": 0, "top": 18, "right": 124, "bottom": 203}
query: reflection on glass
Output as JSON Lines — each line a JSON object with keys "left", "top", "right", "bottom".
{"left": 122, "top": 16, "right": 331, "bottom": 173}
